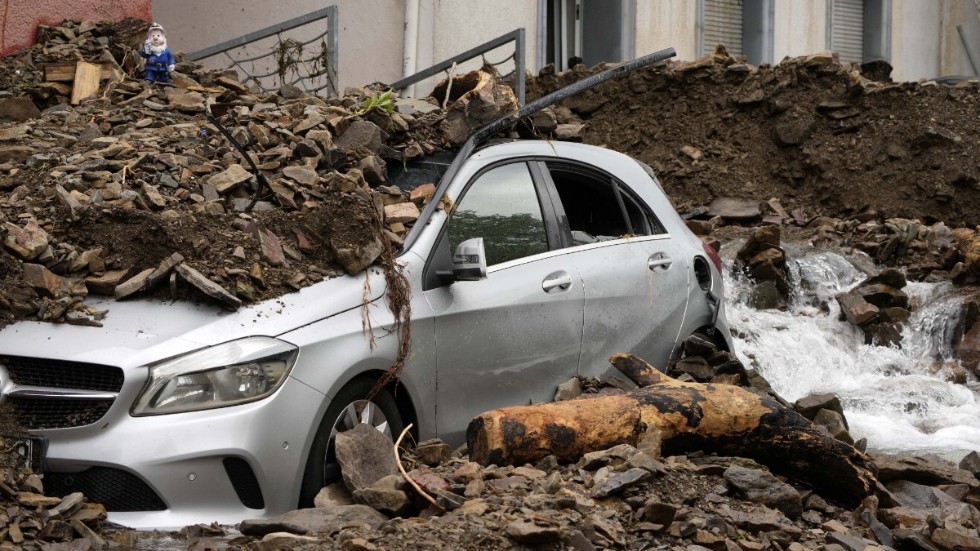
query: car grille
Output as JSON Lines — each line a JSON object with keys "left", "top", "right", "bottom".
{"left": 0, "top": 356, "right": 124, "bottom": 429}
{"left": 45, "top": 467, "right": 166, "bottom": 512}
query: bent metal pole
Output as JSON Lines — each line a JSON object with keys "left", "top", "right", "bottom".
{"left": 403, "top": 46, "right": 677, "bottom": 251}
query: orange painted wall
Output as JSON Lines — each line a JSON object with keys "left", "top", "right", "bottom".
{"left": 0, "top": 0, "right": 152, "bottom": 56}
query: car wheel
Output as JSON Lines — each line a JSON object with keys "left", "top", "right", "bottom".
{"left": 298, "top": 378, "right": 404, "bottom": 507}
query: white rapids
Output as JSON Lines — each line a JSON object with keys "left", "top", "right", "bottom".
{"left": 722, "top": 243, "right": 980, "bottom": 463}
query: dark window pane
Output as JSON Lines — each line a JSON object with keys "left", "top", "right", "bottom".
{"left": 448, "top": 163, "right": 548, "bottom": 266}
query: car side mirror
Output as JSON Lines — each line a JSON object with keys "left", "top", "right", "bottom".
{"left": 451, "top": 238, "right": 487, "bottom": 281}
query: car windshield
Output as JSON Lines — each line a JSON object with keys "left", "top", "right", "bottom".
{"left": 386, "top": 151, "right": 455, "bottom": 194}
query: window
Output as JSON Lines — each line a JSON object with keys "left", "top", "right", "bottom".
{"left": 828, "top": 0, "right": 891, "bottom": 63}
{"left": 545, "top": 161, "right": 665, "bottom": 245}
{"left": 446, "top": 163, "right": 549, "bottom": 266}
{"left": 698, "top": 0, "right": 774, "bottom": 65}
{"left": 540, "top": 0, "right": 635, "bottom": 71}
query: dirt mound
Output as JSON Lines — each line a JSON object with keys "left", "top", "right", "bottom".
{"left": 528, "top": 49, "right": 980, "bottom": 228}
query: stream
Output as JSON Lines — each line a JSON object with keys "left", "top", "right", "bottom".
{"left": 722, "top": 241, "right": 980, "bottom": 463}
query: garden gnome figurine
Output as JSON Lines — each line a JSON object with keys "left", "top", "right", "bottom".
{"left": 140, "top": 22, "right": 175, "bottom": 83}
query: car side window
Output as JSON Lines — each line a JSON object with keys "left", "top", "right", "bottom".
{"left": 545, "top": 162, "right": 665, "bottom": 245}
{"left": 447, "top": 162, "right": 549, "bottom": 266}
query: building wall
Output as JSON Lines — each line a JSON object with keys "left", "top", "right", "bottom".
{"left": 0, "top": 0, "right": 152, "bottom": 56}
{"left": 891, "top": 0, "right": 942, "bottom": 81}
{"left": 773, "top": 0, "right": 828, "bottom": 61}
{"left": 152, "top": 0, "right": 406, "bottom": 94}
{"left": 151, "top": 0, "right": 977, "bottom": 94}
{"left": 635, "top": 1, "right": 698, "bottom": 62}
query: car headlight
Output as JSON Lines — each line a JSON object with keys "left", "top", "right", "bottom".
{"left": 132, "top": 337, "right": 299, "bottom": 416}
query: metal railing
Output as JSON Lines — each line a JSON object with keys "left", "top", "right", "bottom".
{"left": 184, "top": 5, "right": 339, "bottom": 97}
{"left": 391, "top": 28, "right": 526, "bottom": 105}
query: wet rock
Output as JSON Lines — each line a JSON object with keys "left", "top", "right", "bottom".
{"left": 873, "top": 453, "right": 980, "bottom": 490}
{"left": 239, "top": 504, "right": 387, "bottom": 537}
{"left": 813, "top": 408, "right": 854, "bottom": 445}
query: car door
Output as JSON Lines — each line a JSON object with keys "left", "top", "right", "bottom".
{"left": 423, "top": 161, "right": 584, "bottom": 443}
{"left": 539, "top": 160, "right": 690, "bottom": 377}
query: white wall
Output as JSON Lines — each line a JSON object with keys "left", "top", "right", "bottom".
{"left": 891, "top": 0, "right": 942, "bottom": 81}
{"left": 774, "top": 0, "right": 829, "bottom": 61}
{"left": 153, "top": 0, "right": 406, "bottom": 93}
{"left": 635, "top": 0, "right": 699, "bottom": 62}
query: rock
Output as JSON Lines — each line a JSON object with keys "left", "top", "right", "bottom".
{"left": 22, "top": 264, "right": 78, "bottom": 298}
{"left": 335, "top": 423, "right": 400, "bottom": 494}
{"left": 352, "top": 475, "right": 413, "bottom": 517}
{"left": 724, "top": 465, "right": 803, "bottom": 519}
{"left": 930, "top": 527, "right": 980, "bottom": 551}
{"left": 708, "top": 198, "right": 762, "bottom": 220}
{"left": 591, "top": 467, "right": 651, "bottom": 498}
{"left": 384, "top": 202, "right": 420, "bottom": 224}
{"left": 174, "top": 263, "right": 242, "bottom": 309}
{"left": 794, "top": 393, "right": 845, "bottom": 422}
{"left": 959, "top": 451, "right": 980, "bottom": 476}
{"left": 773, "top": 118, "right": 815, "bottom": 147}
{"left": 506, "top": 518, "right": 562, "bottom": 545}
{"left": 813, "top": 408, "right": 853, "bottom": 444}
{"left": 0, "top": 97, "right": 41, "bottom": 122}
{"left": 238, "top": 504, "right": 387, "bottom": 537}
{"left": 874, "top": 453, "right": 980, "bottom": 491}
{"left": 334, "top": 235, "right": 384, "bottom": 275}
{"left": 335, "top": 120, "right": 383, "bottom": 153}
{"left": 835, "top": 292, "right": 879, "bottom": 326}
{"left": 313, "top": 483, "right": 353, "bottom": 509}
{"left": 957, "top": 321, "right": 980, "bottom": 373}
{"left": 4, "top": 219, "right": 49, "bottom": 260}
{"left": 414, "top": 439, "right": 453, "bottom": 467}
{"left": 554, "top": 377, "right": 583, "bottom": 401}
{"left": 208, "top": 164, "right": 253, "bottom": 194}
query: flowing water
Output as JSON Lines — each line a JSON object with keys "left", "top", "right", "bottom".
{"left": 722, "top": 241, "right": 980, "bottom": 463}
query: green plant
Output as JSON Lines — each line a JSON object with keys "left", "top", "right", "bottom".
{"left": 355, "top": 90, "right": 395, "bottom": 116}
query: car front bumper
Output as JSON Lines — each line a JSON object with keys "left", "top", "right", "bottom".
{"left": 40, "top": 376, "right": 325, "bottom": 530}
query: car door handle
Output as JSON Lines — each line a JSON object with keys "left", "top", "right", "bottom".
{"left": 542, "top": 272, "right": 573, "bottom": 292}
{"left": 648, "top": 254, "right": 672, "bottom": 271}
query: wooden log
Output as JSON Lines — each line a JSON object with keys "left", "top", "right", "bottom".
{"left": 43, "top": 62, "right": 115, "bottom": 83}
{"left": 70, "top": 61, "right": 102, "bottom": 105}
{"left": 466, "top": 353, "right": 878, "bottom": 507}
{"left": 467, "top": 394, "right": 642, "bottom": 466}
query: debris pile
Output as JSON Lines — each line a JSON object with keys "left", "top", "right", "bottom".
{"left": 0, "top": 19, "right": 519, "bottom": 330}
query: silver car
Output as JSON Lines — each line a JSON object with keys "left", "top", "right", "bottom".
{"left": 0, "top": 139, "right": 733, "bottom": 528}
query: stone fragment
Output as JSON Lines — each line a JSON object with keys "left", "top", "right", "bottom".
{"left": 383, "top": 202, "right": 420, "bottom": 224}
{"left": 414, "top": 439, "right": 453, "bottom": 467}
{"left": 174, "top": 263, "right": 242, "bottom": 309}
{"left": 22, "top": 264, "right": 76, "bottom": 298}
{"left": 709, "top": 198, "right": 761, "bottom": 220}
{"left": 506, "top": 518, "right": 562, "bottom": 545}
{"left": 591, "top": 467, "right": 651, "bottom": 498}
{"left": 238, "top": 505, "right": 387, "bottom": 537}
{"left": 724, "top": 465, "right": 802, "bottom": 519}
{"left": 0, "top": 97, "right": 41, "bottom": 122}
{"left": 208, "top": 164, "right": 253, "bottom": 194}
{"left": 335, "top": 423, "right": 400, "bottom": 494}
{"left": 4, "top": 219, "right": 49, "bottom": 260}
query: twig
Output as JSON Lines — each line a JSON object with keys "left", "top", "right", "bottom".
{"left": 394, "top": 423, "right": 444, "bottom": 512}
{"left": 442, "top": 62, "right": 458, "bottom": 110}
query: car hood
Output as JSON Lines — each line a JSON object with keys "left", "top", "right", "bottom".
{"left": 0, "top": 268, "right": 386, "bottom": 369}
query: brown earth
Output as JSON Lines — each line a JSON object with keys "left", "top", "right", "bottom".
{"left": 530, "top": 50, "right": 980, "bottom": 229}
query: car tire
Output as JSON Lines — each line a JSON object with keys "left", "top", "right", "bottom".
{"left": 298, "top": 378, "right": 404, "bottom": 507}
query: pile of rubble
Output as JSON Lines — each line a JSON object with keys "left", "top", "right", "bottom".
{"left": 0, "top": 19, "right": 519, "bottom": 330}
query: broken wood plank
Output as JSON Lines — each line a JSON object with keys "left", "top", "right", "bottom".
{"left": 43, "top": 62, "right": 115, "bottom": 83}
{"left": 466, "top": 353, "right": 878, "bottom": 507}
{"left": 70, "top": 61, "right": 102, "bottom": 105}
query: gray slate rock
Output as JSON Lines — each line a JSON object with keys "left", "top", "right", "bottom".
{"left": 724, "top": 465, "right": 802, "bottom": 519}
{"left": 335, "top": 423, "right": 400, "bottom": 494}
